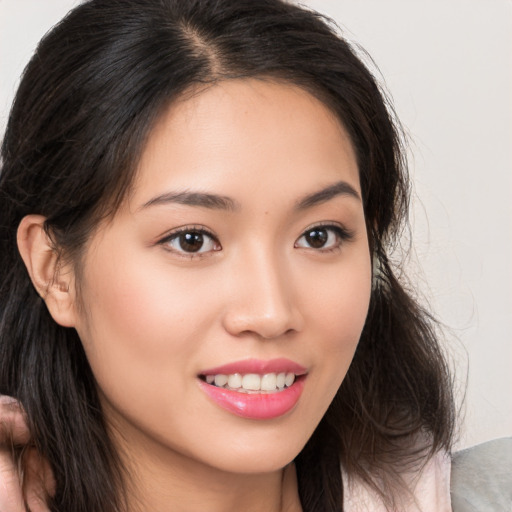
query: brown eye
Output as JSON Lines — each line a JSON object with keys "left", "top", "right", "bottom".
{"left": 295, "top": 224, "right": 352, "bottom": 251}
{"left": 304, "top": 228, "right": 328, "bottom": 248}
{"left": 179, "top": 232, "right": 205, "bottom": 252}
{"left": 163, "top": 229, "right": 219, "bottom": 254}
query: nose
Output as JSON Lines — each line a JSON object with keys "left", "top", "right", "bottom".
{"left": 221, "top": 249, "right": 304, "bottom": 340}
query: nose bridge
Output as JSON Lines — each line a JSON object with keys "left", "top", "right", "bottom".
{"left": 222, "top": 242, "right": 302, "bottom": 339}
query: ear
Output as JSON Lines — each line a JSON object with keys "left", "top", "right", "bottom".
{"left": 17, "top": 215, "right": 77, "bottom": 327}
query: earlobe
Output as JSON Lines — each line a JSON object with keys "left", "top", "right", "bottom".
{"left": 17, "top": 215, "right": 77, "bottom": 327}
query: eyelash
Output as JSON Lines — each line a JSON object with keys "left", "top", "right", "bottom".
{"left": 157, "top": 223, "right": 354, "bottom": 258}
{"left": 158, "top": 226, "right": 220, "bottom": 259}
{"left": 294, "top": 223, "right": 354, "bottom": 253}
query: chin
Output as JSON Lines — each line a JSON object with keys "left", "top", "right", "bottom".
{"left": 206, "top": 450, "right": 299, "bottom": 475}
{"left": 193, "top": 425, "right": 313, "bottom": 475}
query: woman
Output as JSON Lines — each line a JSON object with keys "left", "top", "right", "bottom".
{"left": 0, "top": 0, "right": 455, "bottom": 510}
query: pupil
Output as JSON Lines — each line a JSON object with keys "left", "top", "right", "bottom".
{"left": 180, "top": 232, "right": 203, "bottom": 252}
{"left": 306, "top": 229, "right": 328, "bottom": 248}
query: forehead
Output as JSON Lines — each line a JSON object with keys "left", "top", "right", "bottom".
{"left": 130, "top": 79, "right": 360, "bottom": 209}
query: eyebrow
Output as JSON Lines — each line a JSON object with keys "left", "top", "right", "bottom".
{"left": 140, "top": 190, "right": 240, "bottom": 211}
{"left": 140, "top": 180, "right": 360, "bottom": 212}
{"left": 295, "top": 181, "right": 361, "bottom": 210}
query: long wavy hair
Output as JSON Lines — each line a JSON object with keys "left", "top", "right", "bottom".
{"left": 0, "top": 0, "right": 454, "bottom": 510}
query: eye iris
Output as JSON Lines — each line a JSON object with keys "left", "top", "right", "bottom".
{"left": 306, "top": 229, "right": 328, "bottom": 248}
{"left": 179, "top": 232, "right": 204, "bottom": 252}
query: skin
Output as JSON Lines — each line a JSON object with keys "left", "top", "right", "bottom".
{"left": 17, "top": 79, "right": 371, "bottom": 511}
{"left": 0, "top": 397, "right": 55, "bottom": 512}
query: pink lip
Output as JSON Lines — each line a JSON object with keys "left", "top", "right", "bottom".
{"left": 198, "top": 358, "right": 308, "bottom": 420}
{"left": 198, "top": 376, "right": 306, "bottom": 420}
{"left": 199, "top": 358, "right": 307, "bottom": 376}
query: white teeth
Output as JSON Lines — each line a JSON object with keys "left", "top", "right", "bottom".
{"left": 227, "top": 373, "right": 242, "bottom": 389}
{"left": 260, "top": 373, "right": 277, "bottom": 391}
{"left": 204, "top": 372, "right": 298, "bottom": 392}
{"left": 242, "top": 373, "right": 261, "bottom": 391}
{"left": 214, "top": 374, "right": 228, "bottom": 387}
{"left": 285, "top": 372, "right": 295, "bottom": 387}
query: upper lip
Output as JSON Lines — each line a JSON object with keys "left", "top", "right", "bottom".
{"left": 199, "top": 358, "right": 307, "bottom": 376}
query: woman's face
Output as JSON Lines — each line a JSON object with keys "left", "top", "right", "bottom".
{"left": 72, "top": 79, "right": 371, "bottom": 475}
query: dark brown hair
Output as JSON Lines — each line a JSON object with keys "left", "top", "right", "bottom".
{"left": 0, "top": 0, "right": 454, "bottom": 510}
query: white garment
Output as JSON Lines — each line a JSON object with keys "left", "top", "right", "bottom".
{"left": 342, "top": 451, "right": 452, "bottom": 512}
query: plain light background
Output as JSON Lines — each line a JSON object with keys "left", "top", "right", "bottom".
{"left": 1, "top": 0, "right": 511, "bottom": 450}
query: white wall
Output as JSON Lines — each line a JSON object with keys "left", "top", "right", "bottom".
{"left": 1, "top": 0, "right": 511, "bottom": 449}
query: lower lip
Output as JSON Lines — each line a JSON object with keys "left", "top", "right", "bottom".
{"left": 198, "top": 377, "right": 306, "bottom": 420}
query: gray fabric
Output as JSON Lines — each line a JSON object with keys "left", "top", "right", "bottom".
{"left": 451, "top": 437, "right": 512, "bottom": 511}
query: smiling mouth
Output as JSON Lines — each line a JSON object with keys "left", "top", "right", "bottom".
{"left": 199, "top": 372, "right": 300, "bottom": 394}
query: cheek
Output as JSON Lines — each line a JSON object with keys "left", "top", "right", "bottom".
{"left": 74, "top": 249, "right": 218, "bottom": 403}
{"left": 327, "top": 271, "right": 371, "bottom": 354}
{"left": 298, "top": 251, "right": 371, "bottom": 407}
{"left": 302, "top": 249, "right": 371, "bottom": 343}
